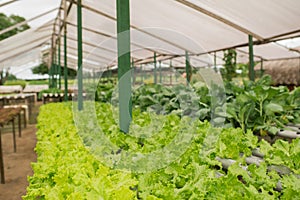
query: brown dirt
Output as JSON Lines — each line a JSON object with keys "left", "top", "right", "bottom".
{"left": 0, "top": 124, "right": 37, "bottom": 200}
{"left": 0, "top": 100, "right": 41, "bottom": 200}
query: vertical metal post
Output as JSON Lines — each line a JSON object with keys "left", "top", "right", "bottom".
{"left": 63, "top": 30, "right": 68, "bottom": 100}
{"left": 48, "top": 65, "right": 52, "bottom": 88}
{"left": 63, "top": 0, "right": 68, "bottom": 101}
{"left": 52, "top": 19, "right": 57, "bottom": 89}
{"left": 58, "top": 37, "right": 61, "bottom": 89}
{"left": 53, "top": 46, "right": 57, "bottom": 89}
{"left": 50, "top": 27, "right": 55, "bottom": 89}
{"left": 154, "top": 52, "right": 157, "bottom": 84}
{"left": 51, "top": 64, "right": 55, "bottom": 88}
{"left": 248, "top": 35, "right": 255, "bottom": 81}
{"left": 48, "top": 67, "right": 51, "bottom": 88}
{"left": 117, "top": 0, "right": 131, "bottom": 133}
{"left": 185, "top": 50, "right": 191, "bottom": 84}
{"left": 159, "top": 61, "right": 162, "bottom": 84}
{"left": 260, "top": 58, "right": 264, "bottom": 78}
{"left": 77, "top": 0, "right": 83, "bottom": 110}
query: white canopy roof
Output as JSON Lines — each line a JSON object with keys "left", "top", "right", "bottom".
{"left": 0, "top": 0, "right": 299, "bottom": 72}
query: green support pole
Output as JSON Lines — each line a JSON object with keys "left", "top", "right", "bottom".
{"left": 63, "top": 0, "right": 68, "bottom": 101}
{"left": 260, "top": 58, "right": 264, "bottom": 78}
{"left": 48, "top": 66, "right": 51, "bottom": 88}
{"left": 53, "top": 49, "right": 57, "bottom": 89}
{"left": 77, "top": 0, "right": 83, "bottom": 110}
{"left": 48, "top": 65, "right": 52, "bottom": 88}
{"left": 117, "top": 0, "right": 131, "bottom": 133}
{"left": 53, "top": 64, "right": 56, "bottom": 89}
{"left": 154, "top": 52, "right": 157, "bottom": 84}
{"left": 50, "top": 52, "right": 53, "bottom": 88}
{"left": 159, "top": 61, "right": 162, "bottom": 84}
{"left": 185, "top": 51, "right": 191, "bottom": 84}
{"left": 51, "top": 65, "right": 55, "bottom": 88}
{"left": 52, "top": 64, "right": 55, "bottom": 88}
{"left": 58, "top": 38, "right": 62, "bottom": 89}
{"left": 64, "top": 25, "right": 68, "bottom": 101}
{"left": 248, "top": 35, "right": 255, "bottom": 81}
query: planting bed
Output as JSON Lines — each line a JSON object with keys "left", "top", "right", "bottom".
{"left": 24, "top": 102, "right": 300, "bottom": 199}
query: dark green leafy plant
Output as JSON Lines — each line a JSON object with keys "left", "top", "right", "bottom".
{"left": 225, "top": 75, "right": 299, "bottom": 135}
{"left": 132, "top": 83, "right": 212, "bottom": 121}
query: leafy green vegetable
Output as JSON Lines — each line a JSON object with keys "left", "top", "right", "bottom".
{"left": 24, "top": 103, "right": 137, "bottom": 199}
{"left": 225, "top": 75, "right": 300, "bottom": 135}
{"left": 25, "top": 102, "right": 300, "bottom": 199}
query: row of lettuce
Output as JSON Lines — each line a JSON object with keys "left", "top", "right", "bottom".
{"left": 37, "top": 75, "right": 300, "bottom": 136}
{"left": 24, "top": 102, "right": 300, "bottom": 199}
{"left": 93, "top": 75, "right": 300, "bottom": 135}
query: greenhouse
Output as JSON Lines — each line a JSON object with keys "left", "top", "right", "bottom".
{"left": 0, "top": 0, "right": 300, "bottom": 199}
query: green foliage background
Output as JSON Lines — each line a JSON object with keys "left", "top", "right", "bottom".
{"left": 0, "top": 12, "right": 30, "bottom": 41}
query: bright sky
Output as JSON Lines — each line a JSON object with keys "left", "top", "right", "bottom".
{"left": 0, "top": 0, "right": 61, "bottom": 77}
{"left": 277, "top": 37, "right": 300, "bottom": 48}
{"left": 0, "top": 0, "right": 61, "bottom": 28}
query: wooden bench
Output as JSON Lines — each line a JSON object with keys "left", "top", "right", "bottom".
{"left": 0, "top": 85, "right": 23, "bottom": 94}
{"left": 23, "top": 85, "right": 48, "bottom": 93}
{"left": 23, "top": 85, "right": 48, "bottom": 101}
{"left": 0, "top": 107, "right": 23, "bottom": 184}
{"left": 0, "top": 94, "right": 35, "bottom": 120}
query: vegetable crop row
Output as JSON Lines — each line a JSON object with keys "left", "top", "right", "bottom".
{"left": 24, "top": 103, "right": 300, "bottom": 199}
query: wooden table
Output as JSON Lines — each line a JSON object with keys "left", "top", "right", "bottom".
{"left": 0, "top": 94, "right": 35, "bottom": 119}
{"left": 0, "top": 107, "right": 24, "bottom": 184}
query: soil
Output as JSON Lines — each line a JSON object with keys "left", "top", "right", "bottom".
{"left": 0, "top": 102, "right": 40, "bottom": 200}
{"left": 0, "top": 124, "right": 37, "bottom": 200}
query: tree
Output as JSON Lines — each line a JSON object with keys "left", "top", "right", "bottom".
{"left": 0, "top": 70, "right": 8, "bottom": 85}
{"left": 32, "top": 62, "right": 49, "bottom": 75}
{"left": 32, "top": 62, "right": 77, "bottom": 79}
{"left": 0, "top": 13, "right": 30, "bottom": 85}
{"left": 0, "top": 13, "right": 30, "bottom": 41}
